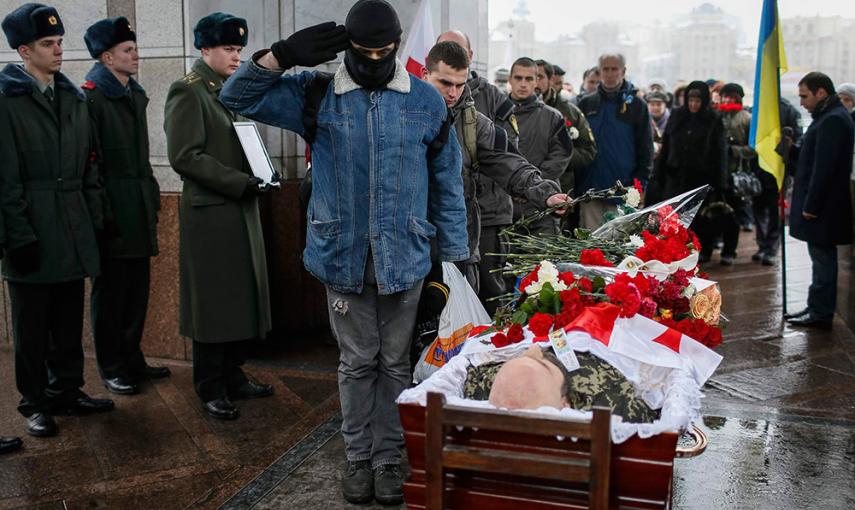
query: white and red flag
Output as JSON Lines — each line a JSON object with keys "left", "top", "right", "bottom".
{"left": 558, "top": 304, "right": 722, "bottom": 387}
{"left": 400, "top": 0, "right": 435, "bottom": 77}
{"left": 608, "top": 314, "right": 723, "bottom": 386}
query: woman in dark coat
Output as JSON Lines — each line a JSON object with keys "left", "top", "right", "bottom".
{"left": 652, "top": 81, "right": 730, "bottom": 264}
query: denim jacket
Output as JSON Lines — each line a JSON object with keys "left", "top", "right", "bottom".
{"left": 220, "top": 54, "right": 468, "bottom": 294}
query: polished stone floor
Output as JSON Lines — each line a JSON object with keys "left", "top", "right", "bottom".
{"left": 1, "top": 231, "right": 854, "bottom": 509}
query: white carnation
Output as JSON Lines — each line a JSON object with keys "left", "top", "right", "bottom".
{"left": 628, "top": 234, "right": 644, "bottom": 248}
{"left": 624, "top": 187, "right": 641, "bottom": 208}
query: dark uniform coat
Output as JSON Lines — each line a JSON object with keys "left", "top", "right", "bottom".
{"left": 451, "top": 89, "right": 560, "bottom": 263}
{"left": 164, "top": 59, "right": 271, "bottom": 343}
{"left": 543, "top": 86, "right": 597, "bottom": 191}
{"left": 789, "top": 96, "right": 854, "bottom": 247}
{"left": 84, "top": 62, "right": 160, "bottom": 258}
{"left": 0, "top": 64, "right": 103, "bottom": 283}
{"left": 469, "top": 71, "right": 518, "bottom": 228}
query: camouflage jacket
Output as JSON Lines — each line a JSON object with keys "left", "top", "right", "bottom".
{"left": 463, "top": 351, "right": 660, "bottom": 423}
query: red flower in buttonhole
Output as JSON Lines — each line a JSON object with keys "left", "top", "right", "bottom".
{"left": 518, "top": 265, "right": 540, "bottom": 293}
{"left": 580, "top": 249, "right": 614, "bottom": 267}
{"left": 490, "top": 332, "right": 511, "bottom": 348}
{"left": 528, "top": 312, "right": 555, "bottom": 337}
{"left": 507, "top": 323, "right": 525, "bottom": 343}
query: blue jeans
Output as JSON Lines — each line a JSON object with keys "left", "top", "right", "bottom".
{"left": 806, "top": 243, "right": 838, "bottom": 321}
{"left": 326, "top": 253, "right": 423, "bottom": 468}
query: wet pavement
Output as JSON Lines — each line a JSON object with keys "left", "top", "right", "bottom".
{"left": 1, "top": 231, "right": 855, "bottom": 509}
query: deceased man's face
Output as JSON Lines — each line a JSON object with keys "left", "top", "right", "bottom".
{"left": 489, "top": 345, "right": 569, "bottom": 410}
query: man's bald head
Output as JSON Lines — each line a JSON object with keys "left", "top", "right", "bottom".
{"left": 437, "top": 30, "right": 472, "bottom": 59}
{"left": 488, "top": 346, "right": 570, "bottom": 410}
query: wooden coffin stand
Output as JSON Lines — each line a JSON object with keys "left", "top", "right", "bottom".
{"left": 399, "top": 393, "right": 707, "bottom": 510}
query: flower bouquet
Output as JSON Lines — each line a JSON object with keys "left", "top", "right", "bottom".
{"left": 488, "top": 184, "right": 723, "bottom": 350}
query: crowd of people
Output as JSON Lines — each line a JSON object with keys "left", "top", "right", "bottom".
{"left": 1, "top": 0, "right": 854, "bottom": 508}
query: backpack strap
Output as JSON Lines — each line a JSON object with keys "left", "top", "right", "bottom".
{"left": 302, "top": 71, "right": 334, "bottom": 144}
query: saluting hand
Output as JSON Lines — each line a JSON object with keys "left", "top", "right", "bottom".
{"left": 270, "top": 22, "right": 350, "bottom": 70}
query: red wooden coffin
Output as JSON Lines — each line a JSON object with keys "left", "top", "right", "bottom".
{"left": 400, "top": 402, "right": 693, "bottom": 509}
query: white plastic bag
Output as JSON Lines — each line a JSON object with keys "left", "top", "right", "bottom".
{"left": 412, "top": 262, "right": 491, "bottom": 383}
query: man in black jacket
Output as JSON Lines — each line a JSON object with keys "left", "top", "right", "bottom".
{"left": 785, "top": 73, "right": 854, "bottom": 330}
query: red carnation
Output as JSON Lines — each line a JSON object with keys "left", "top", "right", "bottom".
{"left": 558, "top": 271, "right": 575, "bottom": 286}
{"left": 633, "top": 178, "right": 644, "bottom": 195}
{"left": 580, "top": 249, "right": 614, "bottom": 267}
{"left": 639, "top": 297, "right": 658, "bottom": 318}
{"left": 518, "top": 265, "right": 540, "bottom": 293}
{"left": 507, "top": 323, "right": 525, "bottom": 343}
{"left": 491, "top": 332, "right": 511, "bottom": 348}
{"left": 528, "top": 313, "right": 554, "bottom": 337}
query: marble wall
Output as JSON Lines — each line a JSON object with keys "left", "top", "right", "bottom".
{"left": 0, "top": 0, "right": 489, "bottom": 359}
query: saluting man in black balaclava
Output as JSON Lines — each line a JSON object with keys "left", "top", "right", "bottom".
{"left": 220, "top": 0, "right": 468, "bottom": 505}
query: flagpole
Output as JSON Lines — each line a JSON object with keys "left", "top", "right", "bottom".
{"left": 780, "top": 185, "right": 787, "bottom": 316}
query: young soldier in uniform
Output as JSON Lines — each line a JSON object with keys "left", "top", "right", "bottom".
{"left": 535, "top": 59, "right": 597, "bottom": 195}
{"left": 435, "top": 30, "right": 520, "bottom": 312}
{"left": 83, "top": 16, "right": 170, "bottom": 396}
{"left": 508, "top": 57, "right": 574, "bottom": 235}
{"left": 0, "top": 4, "right": 114, "bottom": 438}
{"left": 220, "top": 1, "right": 467, "bottom": 504}
{"left": 422, "top": 41, "right": 569, "bottom": 292}
{"left": 164, "top": 13, "right": 274, "bottom": 421}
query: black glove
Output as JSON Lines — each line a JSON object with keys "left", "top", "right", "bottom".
{"left": 243, "top": 176, "right": 267, "bottom": 198}
{"left": 270, "top": 22, "right": 350, "bottom": 70}
{"left": 8, "top": 241, "right": 40, "bottom": 275}
{"left": 417, "top": 262, "right": 449, "bottom": 323}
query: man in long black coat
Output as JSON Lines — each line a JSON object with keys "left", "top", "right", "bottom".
{"left": 785, "top": 72, "right": 854, "bottom": 330}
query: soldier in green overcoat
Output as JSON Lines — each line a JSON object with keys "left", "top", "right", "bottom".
{"left": 164, "top": 12, "right": 273, "bottom": 420}
{"left": 0, "top": 4, "right": 115, "bottom": 439}
{"left": 83, "top": 17, "right": 172, "bottom": 396}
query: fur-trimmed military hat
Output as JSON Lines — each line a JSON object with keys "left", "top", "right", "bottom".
{"left": 193, "top": 12, "right": 247, "bottom": 50}
{"left": 2, "top": 3, "right": 64, "bottom": 49}
{"left": 84, "top": 17, "right": 136, "bottom": 58}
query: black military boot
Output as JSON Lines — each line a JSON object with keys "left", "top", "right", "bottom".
{"left": 342, "top": 460, "right": 373, "bottom": 504}
{"left": 373, "top": 464, "right": 404, "bottom": 505}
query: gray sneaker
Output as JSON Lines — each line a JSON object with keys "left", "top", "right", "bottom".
{"left": 342, "top": 460, "right": 373, "bottom": 504}
{"left": 373, "top": 464, "right": 404, "bottom": 505}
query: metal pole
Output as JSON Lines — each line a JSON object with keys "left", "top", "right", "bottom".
{"left": 780, "top": 184, "right": 788, "bottom": 317}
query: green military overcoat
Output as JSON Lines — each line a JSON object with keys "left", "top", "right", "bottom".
{"left": 164, "top": 59, "right": 271, "bottom": 344}
{"left": 0, "top": 64, "right": 103, "bottom": 284}
{"left": 84, "top": 62, "right": 160, "bottom": 258}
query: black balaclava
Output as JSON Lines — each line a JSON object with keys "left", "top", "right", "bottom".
{"left": 344, "top": 0, "right": 402, "bottom": 90}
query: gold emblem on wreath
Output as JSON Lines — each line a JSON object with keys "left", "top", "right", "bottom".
{"left": 239, "top": 27, "right": 245, "bottom": 36}
{"left": 48, "top": 15, "right": 58, "bottom": 26}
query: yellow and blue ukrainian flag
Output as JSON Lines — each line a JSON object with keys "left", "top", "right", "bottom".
{"left": 749, "top": 0, "right": 789, "bottom": 190}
